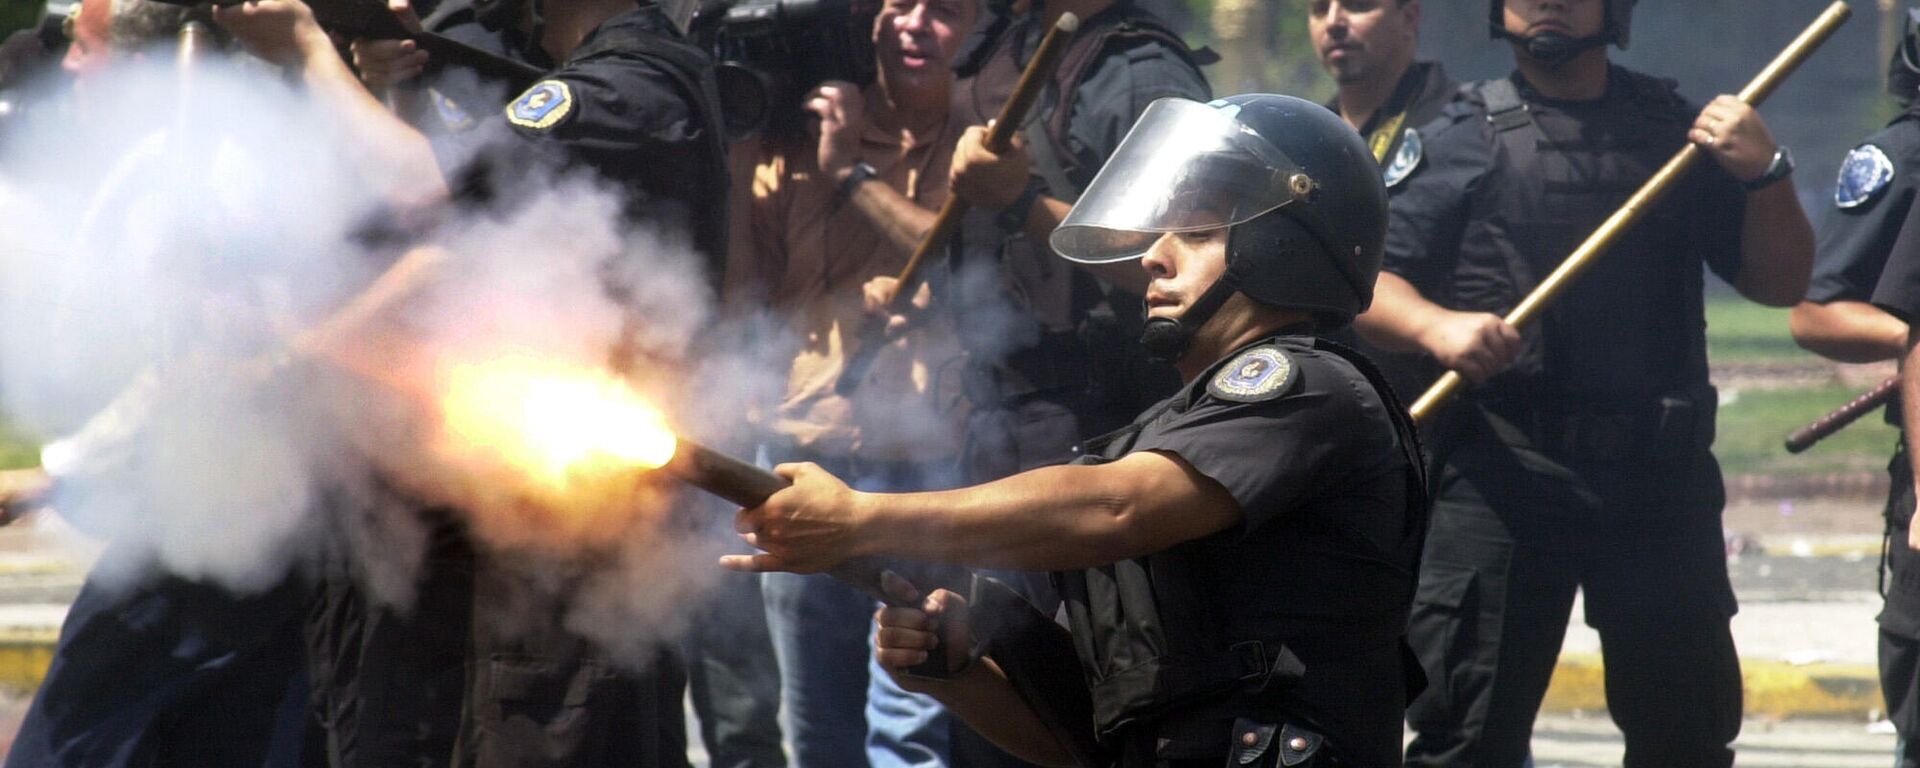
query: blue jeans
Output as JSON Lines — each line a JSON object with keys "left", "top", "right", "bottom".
{"left": 759, "top": 446, "right": 955, "bottom": 768}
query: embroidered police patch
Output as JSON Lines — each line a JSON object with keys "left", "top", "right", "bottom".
{"left": 431, "top": 88, "right": 474, "bottom": 132}
{"left": 1383, "top": 127, "right": 1423, "bottom": 188}
{"left": 1835, "top": 143, "right": 1894, "bottom": 209}
{"left": 1207, "top": 346, "right": 1298, "bottom": 403}
{"left": 505, "top": 80, "right": 573, "bottom": 131}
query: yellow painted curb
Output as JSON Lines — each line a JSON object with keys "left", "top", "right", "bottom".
{"left": 1543, "top": 653, "right": 1882, "bottom": 717}
{"left": 0, "top": 638, "right": 54, "bottom": 694}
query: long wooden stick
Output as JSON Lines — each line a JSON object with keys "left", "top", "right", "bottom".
{"left": 1409, "top": 1, "right": 1853, "bottom": 423}
{"left": 834, "top": 12, "right": 1082, "bottom": 396}
{"left": 1785, "top": 375, "right": 1899, "bottom": 453}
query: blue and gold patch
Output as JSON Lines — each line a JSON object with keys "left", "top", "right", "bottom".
{"left": 1207, "top": 346, "right": 1298, "bottom": 403}
{"left": 1835, "top": 143, "right": 1894, "bottom": 210}
{"left": 1383, "top": 127, "right": 1423, "bottom": 188}
{"left": 431, "top": 88, "right": 475, "bottom": 132}
{"left": 506, "top": 80, "right": 574, "bottom": 131}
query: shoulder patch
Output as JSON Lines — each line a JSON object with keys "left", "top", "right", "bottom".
{"left": 1383, "top": 127, "right": 1423, "bottom": 188}
{"left": 1835, "top": 144, "right": 1895, "bottom": 210}
{"left": 505, "top": 80, "right": 574, "bottom": 131}
{"left": 430, "top": 88, "right": 475, "bottom": 133}
{"left": 1207, "top": 346, "right": 1298, "bottom": 403}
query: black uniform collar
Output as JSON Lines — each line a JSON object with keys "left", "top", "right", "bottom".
{"left": 1348, "top": 61, "right": 1445, "bottom": 138}
{"left": 1171, "top": 324, "right": 1317, "bottom": 412}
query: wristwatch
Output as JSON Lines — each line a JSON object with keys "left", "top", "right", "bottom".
{"left": 1742, "top": 146, "right": 1794, "bottom": 192}
{"left": 837, "top": 161, "right": 879, "bottom": 199}
{"left": 995, "top": 177, "right": 1048, "bottom": 233}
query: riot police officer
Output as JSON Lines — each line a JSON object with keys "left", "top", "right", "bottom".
{"left": 1793, "top": 10, "right": 1920, "bottom": 767}
{"left": 727, "top": 93, "right": 1427, "bottom": 767}
{"left": 1309, "top": 0, "right": 1456, "bottom": 400}
{"left": 217, "top": 0, "right": 728, "bottom": 764}
{"left": 1353, "top": 0, "right": 1813, "bottom": 765}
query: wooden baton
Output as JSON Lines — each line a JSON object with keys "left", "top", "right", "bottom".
{"left": 1784, "top": 375, "right": 1900, "bottom": 454}
{"left": 833, "top": 11, "right": 1082, "bottom": 396}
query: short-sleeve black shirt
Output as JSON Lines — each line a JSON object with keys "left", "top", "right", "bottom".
{"left": 1820, "top": 109, "right": 1920, "bottom": 305}
{"left": 430, "top": 7, "right": 728, "bottom": 283}
{"left": 1058, "top": 334, "right": 1418, "bottom": 765}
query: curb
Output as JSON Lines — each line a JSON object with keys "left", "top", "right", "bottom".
{"left": 1544, "top": 653, "right": 1882, "bottom": 718}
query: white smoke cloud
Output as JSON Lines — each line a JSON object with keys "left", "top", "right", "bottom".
{"left": 0, "top": 54, "right": 728, "bottom": 662}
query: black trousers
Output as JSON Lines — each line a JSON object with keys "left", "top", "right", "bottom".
{"left": 7, "top": 565, "right": 314, "bottom": 768}
{"left": 1879, "top": 444, "right": 1920, "bottom": 767}
{"left": 1403, "top": 441, "right": 1742, "bottom": 768}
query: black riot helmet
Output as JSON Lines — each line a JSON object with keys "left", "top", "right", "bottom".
{"left": 1051, "top": 94, "right": 1387, "bottom": 362}
{"left": 1890, "top": 8, "right": 1920, "bottom": 104}
{"left": 1487, "top": 0, "right": 1635, "bottom": 66}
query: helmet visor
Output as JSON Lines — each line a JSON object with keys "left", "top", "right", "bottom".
{"left": 1051, "top": 98, "right": 1306, "bottom": 264}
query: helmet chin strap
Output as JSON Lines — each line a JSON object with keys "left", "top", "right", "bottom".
{"left": 1494, "top": 28, "right": 1610, "bottom": 68}
{"left": 1140, "top": 276, "right": 1238, "bottom": 366}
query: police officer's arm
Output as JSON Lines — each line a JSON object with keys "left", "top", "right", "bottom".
{"left": 1690, "top": 96, "right": 1812, "bottom": 307}
{"left": 873, "top": 591, "right": 1081, "bottom": 767}
{"left": 1359, "top": 272, "right": 1519, "bottom": 385}
{"left": 213, "top": 0, "right": 446, "bottom": 205}
{"left": 1903, "top": 336, "right": 1920, "bottom": 551}
{"left": 725, "top": 450, "right": 1242, "bottom": 573}
{"left": 1791, "top": 300, "right": 1908, "bottom": 363}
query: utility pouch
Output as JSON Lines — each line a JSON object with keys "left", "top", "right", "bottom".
{"left": 1652, "top": 390, "right": 1715, "bottom": 458}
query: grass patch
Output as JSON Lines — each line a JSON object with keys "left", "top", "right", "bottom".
{"left": 0, "top": 415, "right": 39, "bottom": 470}
{"left": 1714, "top": 385, "right": 1901, "bottom": 476}
{"left": 1705, "top": 297, "right": 1805, "bottom": 363}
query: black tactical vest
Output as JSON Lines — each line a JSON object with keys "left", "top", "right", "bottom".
{"left": 1053, "top": 337, "right": 1428, "bottom": 751}
{"left": 1455, "top": 69, "right": 1721, "bottom": 406}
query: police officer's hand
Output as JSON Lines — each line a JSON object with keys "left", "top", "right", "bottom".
{"left": 806, "top": 80, "right": 866, "bottom": 184}
{"left": 350, "top": 0, "right": 428, "bottom": 92}
{"left": 722, "top": 462, "right": 872, "bottom": 573}
{"left": 1908, "top": 516, "right": 1920, "bottom": 552}
{"left": 1421, "top": 311, "right": 1520, "bottom": 384}
{"left": 861, "top": 275, "right": 933, "bottom": 338}
{"left": 214, "top": 0, "right": 331, "bottom": 68}
{"left": 874, "top": 578, "right": 975, "bottom": 690}
{"left": 1690, "top": 95, "right": 1777, "bottom": 184}
{"left": 949, "top": 123, "right": 1031, "bottom": 210}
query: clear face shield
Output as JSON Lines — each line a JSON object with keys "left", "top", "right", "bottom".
{"left": 1049, "top": 98, "right": 1314, "bottom": 264}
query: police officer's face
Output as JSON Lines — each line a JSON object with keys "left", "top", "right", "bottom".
{"left": 874, "top": 0, "right": 977, "bottom": 84}
{"left": 1310, "top": 0, "right": 1419, "bottom": 85}
{"left": 1501, "top": 0, "right": 1604, "bottom": 41}
{"left": 1140, "top": 228, "right": 1229, "bottom": 323}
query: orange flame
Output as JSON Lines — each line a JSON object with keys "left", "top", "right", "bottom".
{"left": 437, "top": 355, "right": 678, "bottom": 494}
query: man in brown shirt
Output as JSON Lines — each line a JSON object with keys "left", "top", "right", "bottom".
{"left": 720, "top": 1, "right": 979, "bottom": 766}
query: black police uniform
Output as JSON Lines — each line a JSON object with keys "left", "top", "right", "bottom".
{"left": 1388, "top": 68, "right": 1748, "bottom": 768}
{"left": 1863, "top": 184, "right": 1920, "bottom": 767}
{"left": 1025, "top": 332, "right": 1422, "bottom": 767}
{"left": 947, "top": 2, "right": 1210, "bottom": 483}
{"left": 306, "top": 6, "right": 727, "bottom": 766}
{"left": 1325, "top": 59, "right": 1457, "bottom": 402}
{"left": 1814, "top": 99, "right": 1920, "bottom": 768}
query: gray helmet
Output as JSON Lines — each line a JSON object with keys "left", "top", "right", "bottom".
{"left": 1488, "top": 0, "right": 1634, "bottom": 61}
{"left": 1052, "top": 94, "right": 1386, "bottom": 353}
